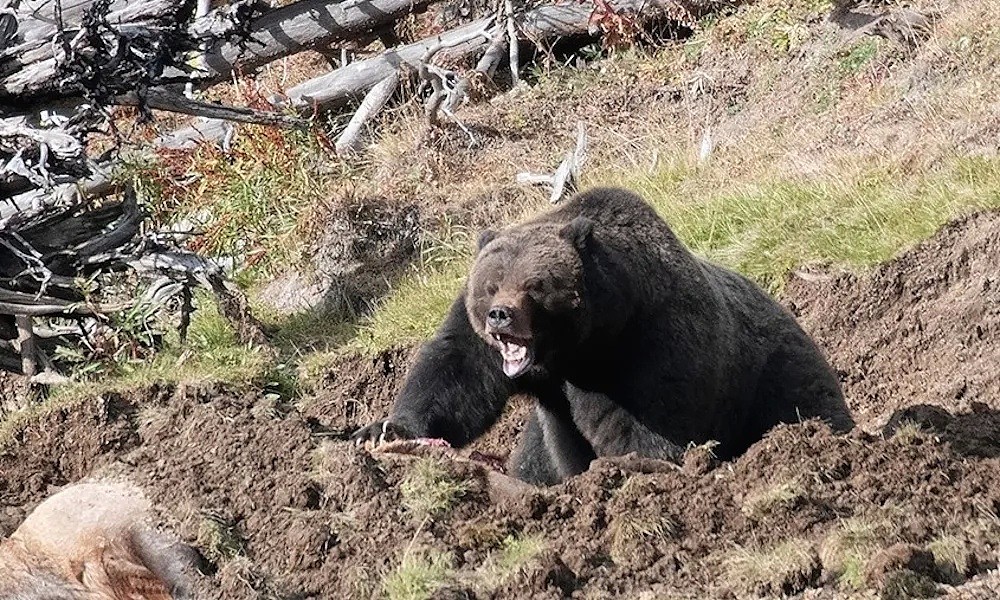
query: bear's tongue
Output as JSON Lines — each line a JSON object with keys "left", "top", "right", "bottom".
{"left": 500, "top": 341, "right": 529, "bottom": 377}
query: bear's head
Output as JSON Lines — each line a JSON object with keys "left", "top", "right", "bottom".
{"left": 466, "top": 216, "right": 594, "bottom": 378}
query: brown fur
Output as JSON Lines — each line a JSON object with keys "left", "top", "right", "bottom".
{"left": 467, "top": 222, "right": 588, "bottom": 355}
{"left": 0, "top": 482, "right": 196, "bottom": 599}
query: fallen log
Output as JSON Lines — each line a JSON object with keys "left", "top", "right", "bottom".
{"left": 282, "top": 0, "right": 697, "bottom": 112}
{"left": 159, "top": 0, "right": 701, "bottom": 148}
{"left": 0, "top": 0, "right": 193, "bottom": 108}
{"left": 185, "top": 0, "right": 445, "bottom": 85}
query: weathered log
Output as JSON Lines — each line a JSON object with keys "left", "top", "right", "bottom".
{"left": 0, "top": 0, "right": 192, "bottom": 107}
{"left": 2, "top": 0, "right": 446, "bottom": 114}
{"left": 159, "top": 0, "right": 695, "bottom": 147}
{"left": 185, "top": 0, "right": 445, "bottom": 85}
{"left": 283, "top": 0, "right": 689, "bottom": 111}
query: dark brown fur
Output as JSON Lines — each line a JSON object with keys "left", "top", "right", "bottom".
{"left": 354, "top": 187, "right": 854, "bottom": 485}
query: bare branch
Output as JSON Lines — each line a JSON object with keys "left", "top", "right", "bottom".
{"left": 15, "top": 315, "right": 36, "bottom": 376}
{"left": 505, "top": 0, "right": 520, "bottom": 85}
{"left": 334, "top": 72, "right": 399, "bottom": 156}
{"left": 115, "top": 88, "right": 308, "bottom": 128}
{"left": 517, "top": 121, "right": 588, "bottom": 203}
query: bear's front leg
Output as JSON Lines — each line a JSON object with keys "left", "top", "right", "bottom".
{"left": 566, "top": 385, "right": 686, "bottom": 462}
{"left": 351, "top": 293, "right": 517, "bottom": 448}
{"left": 508, "top": 383, "right": 597, "bottom": 485}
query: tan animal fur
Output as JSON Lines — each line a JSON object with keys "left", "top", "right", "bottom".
{"left": 0, "top": 482, "right": 196, "bottom": 600}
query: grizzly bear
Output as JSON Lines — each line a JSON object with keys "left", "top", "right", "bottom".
{"left": 353, "top": 187, "right": 853, "bottom": 485}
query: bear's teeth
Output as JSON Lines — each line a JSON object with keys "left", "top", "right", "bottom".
{"left": 501, "top": 343, "right": 527, "bottom": 361}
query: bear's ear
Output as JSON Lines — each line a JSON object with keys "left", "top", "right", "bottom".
{"left": 477, "top": 229, "right": 498, "bottom": 252}
{"left": 559, "top": 216, "right": 594, "bottom": 249}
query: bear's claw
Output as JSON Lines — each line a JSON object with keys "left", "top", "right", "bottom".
{"left": 350, "top": 420, "right": 414, "bottom": 448}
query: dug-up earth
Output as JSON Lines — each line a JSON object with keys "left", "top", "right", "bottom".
{"left": 4, "top": 0, "right": 1000, "bottom": 597}
{"left": 1, "top": 209, "right": 1000, "bottom": 599}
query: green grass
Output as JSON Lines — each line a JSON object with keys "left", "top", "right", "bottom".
{"left": 600, "top": 156, "right": 1000, "bottom": 293}
{"left": 722, "top": 538, "right": 820, "bottom": 596}
{"left": 353, "top": 156, "right": 1000, "bottom": 354}
{"left": 400, "top": 458, "right": 474, "bottom": 520}
{"left": 383, "top": 550, "right": 454, "bottom": 600}
{"left": 477, "top": 535, "right": 547, "bottom": 590}
{"left": 839, "top": 37, "right": 882, "bottom": 76}
{"left": 741, "top": 479, "right": 808, "bottom": 521}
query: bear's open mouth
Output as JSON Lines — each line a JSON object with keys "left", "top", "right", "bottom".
{"left": 491, "top": 333, "right": 533, "bottom": 378}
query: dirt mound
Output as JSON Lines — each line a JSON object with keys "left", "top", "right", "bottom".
{"left": 2, "top": 212, "right": 1000, "bottom": 598}
{"left": 784, "top": 209, "right": 1000, "bottom": 430}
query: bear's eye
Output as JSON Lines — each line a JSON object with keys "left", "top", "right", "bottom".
{"left": 525, "top": 279, "right": 544, "bottom": 293}
{"left": 486, "top": 282, "right": 499, "bottom": 296}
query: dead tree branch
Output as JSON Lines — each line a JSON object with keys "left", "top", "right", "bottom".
{"left": 334, "top": 72, "right": 400, "bottom": 155}
{"left": 517, "top": 121, "right": 588, "bottom": 203}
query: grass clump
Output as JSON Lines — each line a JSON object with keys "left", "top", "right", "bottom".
{"left": 881, "top": 570, "right": 939, "bottom": 600}
{"left": 608, "top": 476, "right": 678, "bottom": 564}
{"left": 197, "top": 512, "right": 247, "bottom": 564}
{"left": 383, "top": 550, "right": 454, "bottom": 600}
{"left": 889, "top": 420, "right": 928, "bottom": 445}
{"left": 400, "top": 458, "right": 474, "bottom": 520}
{"left": 477, "top": 534, "right": 547, "bottom": 590}
{"left": 928, "top": 534, "right": 972, "bottom": 583}
{"left": 741, "top": 479, "right": 808, "bottom": 521}
{"left": 713, "top": 0, "right": 833, "bottom": 55}
{"left": 722, "top": 538, "right": 821, "bottom": 596}
{"left": 821, "top": 516, "right": 896, "bottom": 590}
{"left": 609, "top": 511, "right": 678, "bottom": 565}
{"left": 839, "top": 37, "right": 882, "bottom": 76}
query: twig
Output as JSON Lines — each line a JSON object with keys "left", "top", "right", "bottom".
{"left": 417, "top": 19, "right": 495, "bottom": 138}
{"left": 517, "top": 121, "right": 588, "bottom": 203}
{"left": 178, "top": 283, "right": 193, "bottom": 344}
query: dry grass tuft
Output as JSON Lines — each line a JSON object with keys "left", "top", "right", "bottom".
{"left": 476, "top": 535, "right": 547, "bottom": 591}
{"left": 820, "top": 515, "right": 898, "bottom": 590}
{"left": 400, "top": 458, "right": 474, "bottom": 520}
{"left": 382, "top": 549, "right": 454, "bottom": 600}
{"left": 608, "top": 476, "right": 679, "bottom": 564}
{"left": 928, "top": 534, "right": 972, "bottom": 584}
{"left": 722, "top": 538, "right": 822, "bottom": 597}
{"left": 197, "top": 511, "right": 247, "bottom": 564}
{"left": 741, "top": 479, "right": 808, "bottom": 521}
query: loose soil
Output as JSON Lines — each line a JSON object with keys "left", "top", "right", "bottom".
{"left": 2, "top": 211, "right": 1000, "bottom": 599}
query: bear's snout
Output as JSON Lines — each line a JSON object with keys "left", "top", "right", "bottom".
{"left": 487, "top": 305, "right": 514, "bottom": 330}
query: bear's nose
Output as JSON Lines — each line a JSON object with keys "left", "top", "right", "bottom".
{"left": 487, "top": 305, "right": 513, "bottom": 329}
